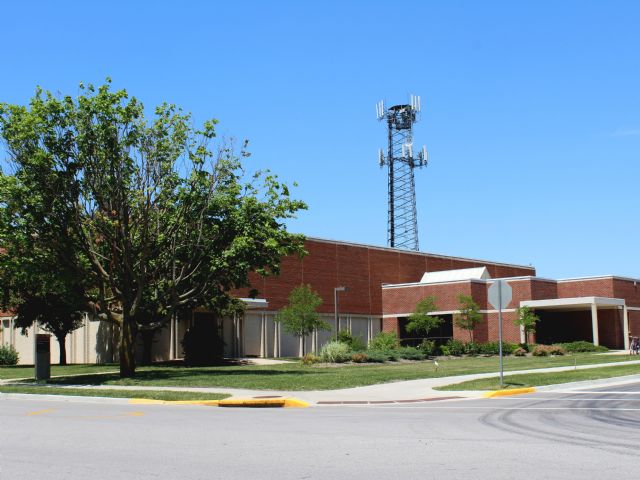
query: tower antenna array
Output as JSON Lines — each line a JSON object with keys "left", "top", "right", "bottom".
{"left": 376, "top": 95, "right": 428, "bottom": 250}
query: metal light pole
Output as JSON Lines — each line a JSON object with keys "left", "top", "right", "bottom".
{"left": 334, "top": 286, "right": 347, "bottom": 340}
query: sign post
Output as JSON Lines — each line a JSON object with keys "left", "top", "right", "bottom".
{"left": 488, "top": 280, "right": 512, "bottom": 388}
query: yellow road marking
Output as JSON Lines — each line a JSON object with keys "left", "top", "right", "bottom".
{"left": 27, "top": 409, "right": 56, "bottom": 416}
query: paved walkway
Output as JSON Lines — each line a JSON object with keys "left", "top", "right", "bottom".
{"left": 4, "top": 359, "right": 640, "bottom": 405}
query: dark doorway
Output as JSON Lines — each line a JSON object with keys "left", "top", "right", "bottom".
{"left": 398, "top": 314, "right": 453, "bottom": 347}
{"left": 183, "top": 312, "right": 225, "bottom": 365}
{"left": 536, "top": 310, "right": 593, "bottom": 345}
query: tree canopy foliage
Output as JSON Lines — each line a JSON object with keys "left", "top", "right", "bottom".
{"left": 0, "top": 80, "right": 306, "bottom": 376}
{"left": 275, "top": 284, "right": 329, "bottom": 356}
{"left": 406, "top": 296, "right": 443, "bottom": 337}
{"left": 514, "top": 305, "right": 540, "bottom": 343}
{"left": 454, "top": 294, "right": 483, "bottom": 342}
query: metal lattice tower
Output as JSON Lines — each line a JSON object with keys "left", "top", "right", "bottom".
{"left": 376, "top": 95, "right": 428, "bottom": 250}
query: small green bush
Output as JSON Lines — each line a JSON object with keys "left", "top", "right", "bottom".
{"left": 366, "top": 349, "right": 399, "bottom": 362}
{"left": 464, "top": 341, "right": 480, "bottom": 356}
{"left": 350, "top": 352, "right": 369, "bottom": 363}
{"left": 513, "top": 347, "right": 527, "bottom": 356}
{"left": 301, "top": 353, "right": 321, "bottom": 365}
{"left": 337, "top": 330, "right": 367, "bottom": 351}
{"left": 560, "top": 341, "right": 608, "bottom": 353}
{"left": 320, "top": 341, "right": 351, "bottom": 363}
{"left": 443, "top": 339, "right": 465, "bottom": 356}
{"left": 479, "top": 341, "right": 518, "bottom": 355}
{"left": 369, "top": 331, "right": 400, "bottom": 350}
{"left": 0, "top": 344, "right": 19, "bottom": 366}
{"left": 418, "top": 339, "right": 439, "bottom": 356}
{"left": 518, "top": 343, "right": 530, "bottom": 353}
{"left": 362, "top": 350, "right": 389, "bottom": 363}
{"left": 396, "top": 347, "right": 426, "bottom": 360}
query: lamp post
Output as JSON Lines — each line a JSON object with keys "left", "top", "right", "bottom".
{"left": 334, "top": 286, "right": 347, "bottom": 340}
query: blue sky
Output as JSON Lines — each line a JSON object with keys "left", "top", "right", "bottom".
{"left": 1, "top": 1, "right": 640, "bottom": 279}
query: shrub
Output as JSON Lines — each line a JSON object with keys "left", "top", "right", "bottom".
{"left": 320, "top": 341, "right": 351, "bottom": 363}
{"left": 418, "top": 339, "right": 439, "bottom": 357}
{"left": 448, "top": 339, "right": 465, "bottom": 356}
{"left": 350, "top": 352, "right": 369, "bottom": 363}
{"left": 362, "top": 350, "right": 389, "bottom": 363}
{"left": 464, "top": 341, "right": 480, "bottom": 356}
{"left": 336, "top": 330, "right": 367, "bottom": 351}
{"left": 513, "top": 347, "right": 527, "bottom": 356}
{"left": 0, "top": 344, "right": 19, "bottom": 366}
{"left": 532, "top": 345, "right": 549, "bottom": 356}
{"left": 560, "top": 341, "right": 608, "bottom": 353}
{"left": 396, "top": 347, "right": 426, "bottom": 360}
{"left": 366, "top": 349, "right": 399, "bottom": 362}
{"left": 518, "top": 343, "right": 530, "bottom": 353}
{"left": 533, "top": 344, "right": 566, "bottom": 356}
{"left": 369, "top": 331, "right": 400, "bottom": 350}
{"left": 548, "top": 344, "right": 566, "bottom": 355}
{"left": 479, "top": 341, "right": 518, "bottom": 356}
{"left": 301, "top": 353, "right": 321, "bottom": 365}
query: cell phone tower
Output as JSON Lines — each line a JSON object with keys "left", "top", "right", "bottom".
{"left": 376, "top": 95, "right": 428, "bottom": 251}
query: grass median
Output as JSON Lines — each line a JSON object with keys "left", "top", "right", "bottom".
{"left": 434, "top": 363, "right": 640, "bottom": 391}
{"left": 0, "top": 384, "right": 230, "bottom": 401}
{"left": 3, "top": 353, "right": 636, "bottom": 391}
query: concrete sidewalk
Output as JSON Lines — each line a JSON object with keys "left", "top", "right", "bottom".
{"left": 4, "top": 359, "right": 640, "bottom": 405}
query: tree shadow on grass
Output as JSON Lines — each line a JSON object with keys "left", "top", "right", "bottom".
{"left": 44, "top": 365, "right": 328, "bottom": 386}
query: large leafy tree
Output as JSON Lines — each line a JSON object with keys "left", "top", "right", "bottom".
{"left": 275, "top": 284, "right": 330, "bottom": 356}
{"left": 0, "top": 166, "right": 92, "bottom": 364}
{"left": 0, "top": 80, "right": 306, "bottom": 377}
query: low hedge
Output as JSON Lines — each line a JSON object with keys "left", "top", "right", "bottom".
{"left": 560, "top": 341, "right": 608, "bottom": 353}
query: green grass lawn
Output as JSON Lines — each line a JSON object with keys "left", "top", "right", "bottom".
{"left": 6, "top": 353, "right": 636, "bottom": 391}
{"left": 0, "top": 363, "right": 118, "bottom": 380}
{"left": 0, "top": 384, "right": 229, "bottom": 401}
{"left": 434, "top": 363, "right": 640, "bottom": 391}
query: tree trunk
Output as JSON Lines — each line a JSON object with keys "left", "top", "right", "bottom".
{"left": 57, "top": 335, "right": 67, "bottom": 365}
{"left": 119, "top": 316, "right": 137, "bottom": 378}
{"left": 299, "top": 336, "right": 305, "bottom": 357}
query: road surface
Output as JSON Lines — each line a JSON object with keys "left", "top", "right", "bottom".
{"left": 2, "top": 382, "right": 639, "bottom": 479}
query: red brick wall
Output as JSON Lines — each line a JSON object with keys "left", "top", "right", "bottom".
{"left": 557, "top": 278, "right": 615, "bottom": 298}
{"left": 613, "top": 279, "right": 640, "bottom": 308}
{"left": 598, "top": 309, "right": 624, "bottom": 349}
{"left": 629, "top": 311, "right": 640, "bottom": 338}
{"left": 238, "top": 238, "right": 535, "bottom": 315}
{"left": 485, "top": 311, "right": 521, "bottom": 343}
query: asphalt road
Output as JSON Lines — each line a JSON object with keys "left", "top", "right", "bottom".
{"left": 2, "top": 382, "right": 640, "bottom": 480}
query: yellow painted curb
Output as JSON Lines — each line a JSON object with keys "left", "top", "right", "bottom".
{"left": 128, "top": 397, "right": 309, "bottom": 408}
{"left": 218, "top": 398, "right": 309, "bottom": 408}
{"left": 128, "top": 399, "right": 221, "bottom": 406}
{"left": 483, "top": 387, "right": 536, "bottom": 398}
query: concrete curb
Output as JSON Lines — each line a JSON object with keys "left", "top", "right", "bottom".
{"left": 483, "top": 387, "right": 536, "bottom": 398}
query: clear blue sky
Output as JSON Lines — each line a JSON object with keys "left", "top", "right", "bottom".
{"left": 2, "top": 1, "right": 639, "bottom": 279}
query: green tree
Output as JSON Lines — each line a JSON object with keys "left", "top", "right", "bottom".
{"left": 454, "top": 294, "right": 483, "bottom": 342}
{"left": 0, "top": 80, "right": 306, "bottom": 377}
{"left": 406, "top": 296, "right": 443, "bottom": 338}
{"left": 0, "top": 173, "right": 92, "bottom": 365}
{"left": 514, "top": 305, "right": 540, "bottom": 343}
{"left": 275, "top": 284, "right": 330, "bottom": 356}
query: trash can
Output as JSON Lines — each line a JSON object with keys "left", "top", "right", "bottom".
{"left": 35, "top": 334, "right": 51, "bottom": 381}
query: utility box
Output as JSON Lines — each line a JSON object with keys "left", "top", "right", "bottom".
{"left": 35, "top": 334, "right": 51, "bottom": 381}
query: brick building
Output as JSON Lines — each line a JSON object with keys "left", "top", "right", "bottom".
{"left": 1, "top": 237, "right": 637, "bottom": 364}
